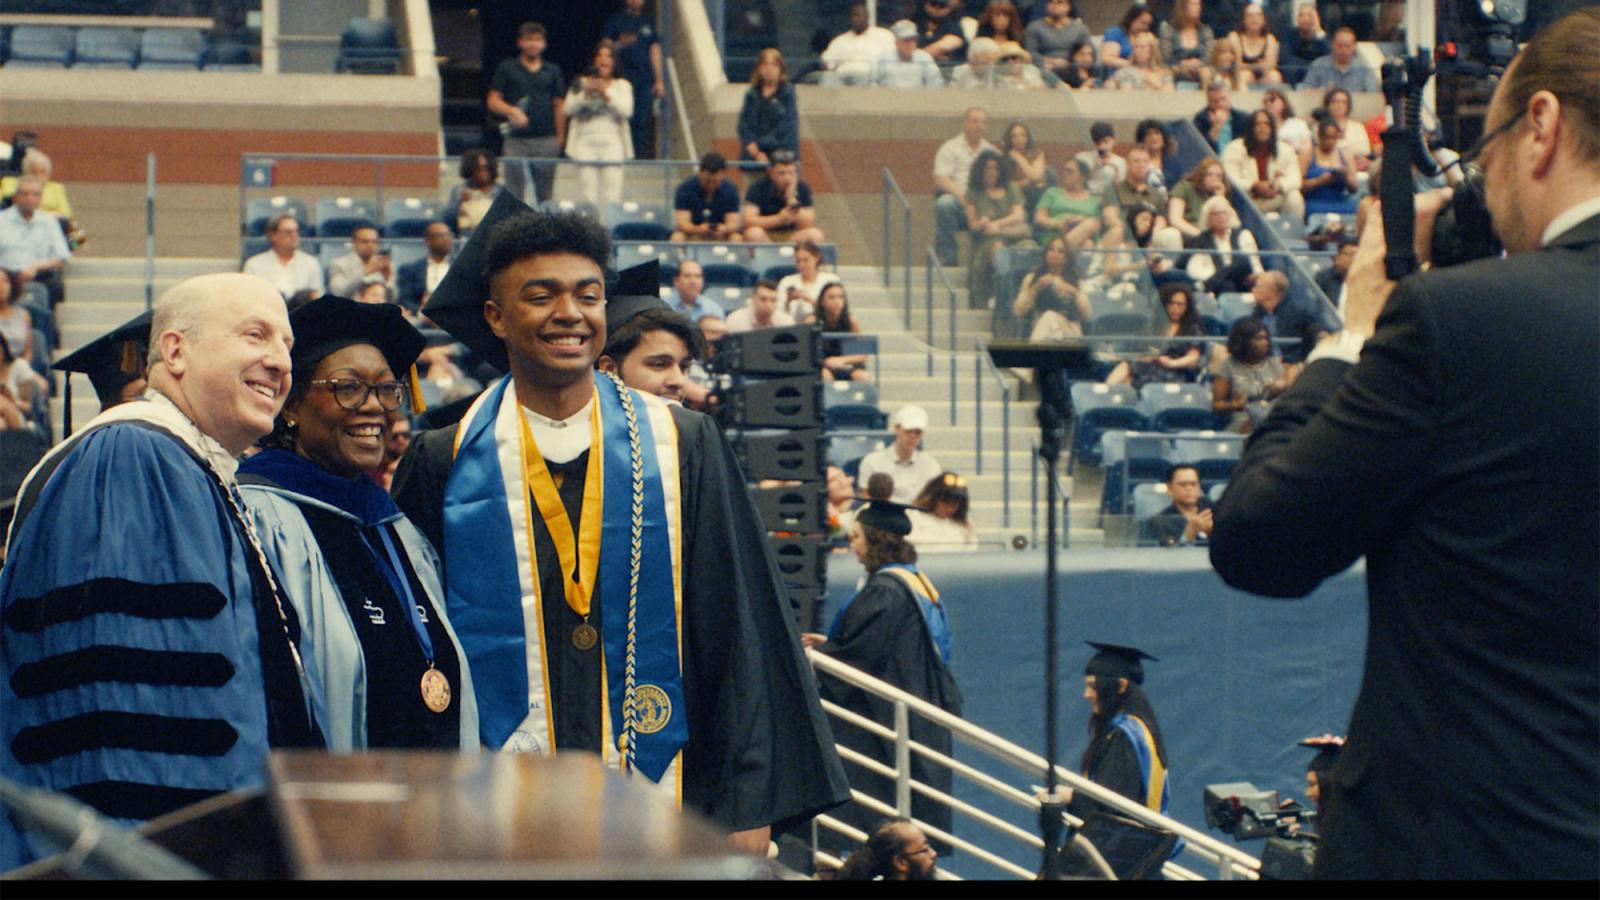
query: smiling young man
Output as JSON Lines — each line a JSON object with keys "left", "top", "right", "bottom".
{"left": 595, "top": 289, "right": 704, "bottom": 405}
{"left": 1, "top": 273, "right": 325, "bottom": 866}
{"left": 392, "top": 195, "right": 848, "bottom": 853}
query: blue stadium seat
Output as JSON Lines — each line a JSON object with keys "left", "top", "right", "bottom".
{"left": 762, "top": 264, "right": 798, "bottom": 282}
{"left": 701, "top": 262, "right": 756, "bottom": 289}
{"left": 611, "top": 221, "right": 672, "bottom": 242}
{"left": 383, "top": 197, "right": 445, "bottom": 237}
{"left": 686, "top": 242, "right": 747, "bottom": 265}
{"left": 1069, "top": 382, "right": 1147, "bottom": 467}
{"left": 8, "top": 26, "right": 74, "bottom": 67}
{"left": 1100, "top": 431, "right": 1171, "bottom": 515}
{"left": 1140, "top": 382, "right": 1214, "bottom": 432}
{"left": 707, "top": 285, "right": 746, "bottom": 310}
{"left": 607, "top": 201, "right": 670, "bottom": 240}
{"left": 613, "top": 241, "right": 679, "bottom": 277}
{"left": 1173, "top": 433, "right": 1244, "bottom": 484}
{"left": 139, "top": 29, "right": 207, "bottom": 70}
{"left": 823, "top": 382, "right": 885, "bottom": 431}
{"left": 245, "top": 196, "right": 311, "bottom": 237}
{"left": 205, "top": 39, "right": 257, "bottom": 71}
{"left": 388, "top": 240, "right": 427, "bottom": 268}
{"left": 540, "top": 199, "right": 599, "bottom": 220}
{"left": 74, "top": 27, "right": 140, "bottom": 68}
{"left": 829, "top": 433, "right": 889, "bottom": 480}
{"left": 1216, "top": 291, "right": 1256, "bottom": 325}
{"left": 315, "top": 197, "right": 379, "bottom": 239}
{"left": 316, "top": 240, "right": 347, "bottom": 269}
{"left": 748, "top": 243, "right": 796, "bottom": 276}
{"left": 241, "top": 236, "right": 269, "bottom": 262}
{"left": 1133, "top": 482, "right": 1173, "bottom": 521}
{"left": 336, "top": 17, "right": 401, "bottom": 75}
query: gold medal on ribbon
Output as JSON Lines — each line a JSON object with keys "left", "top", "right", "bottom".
{"left": 572, "top": 621, "right": 599, "bottom": 651}
{"left": 420, "top": 665, "right": 451, "bottom": 713}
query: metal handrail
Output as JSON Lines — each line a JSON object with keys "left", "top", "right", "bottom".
{"left": 880, "top": 168, "right": 913, "bottom": 319}
{"left": 806, "top": 649, "right": 1262, "bottom": 881}
{"left": 665, "top": 55, "right": 694, "bottom": 162}
{"left": 924, "top": 246, "right": 959, "bottom": 417}
{"left": 972, "top": 337, "right": 1012, "bottom": 528}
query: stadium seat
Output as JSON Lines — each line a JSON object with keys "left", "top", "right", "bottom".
{"left": 383, "top": 197, "right": 444, "bottom": 237}
{"left": 747, "top": 243, "right": 796, "bottom": 276}
{"left": 606, "top": 201, "right": 670, "bottom": 240}
{"left": 613, "top": 242, "right": 679, "bottom": 277}
{"left": 388, "top": 240, "right": 428, "bottom": 268}
{"left": 686, "top": 243, "right": 745, "bottom": 265}
{"left": 1217, "top": 292, "right": 1256, "bottom": 325}
{"left": 139, "top": 29, "right": 207, "bottom": 70}
{"left": 762, "top": 264, "right": 798, "bottom": 282}
{"left": 241, "top": 237, "right": 269, "bottom": 261}
{"left": 74, "top": 27, "right": 140, "bottom": 68}
{"left": 1133, "top": 482, "right": 1173, "bottom": 522}
{"left": 1068, "top": 382, "right": 1147, "bottom": 467}
{"left": 829, "top": 433, "right": 889, "bottom": 479}
{"left": 8, "top": 26, "right": 74, "bottom": 67}
{"left": 316, "top": 240, "right": 347, "bottom": 270}
{"left": 1172, "top": 433, "right": 1244, "bottom": 483}
{"left": 823, "top": 382, "right": 885, "bottom": 431}
{"left": 707, "top": 285, "right": 746, "bottom": 309}
{"left": 611, "top": 221, "right": 672, "bottom": 242}
{"left": 205, "top": 39, "right": 257, "bottom": 71}
{"left": 540, "top": 199, "right": 599, "bottom": 220}
{"left": 245, "top": 196, "right": 311, "bottom": 237}
{"left": 315, "top": 197, "right": 379, "bottom": 238}
{"left": 336, "top": 17, "right": 401, "bottom": 75}
{"left": 701, "top": 262, "right": 757, "bottom": 289}
{"left": 1140, "top": 383, "right": 1214, "bottom": 432}
{"left": 1208, "top": 482, "right": 1228, "bottom": 503}
{"left": 1100, "top": 431, "right": 1171, "bottom": 515}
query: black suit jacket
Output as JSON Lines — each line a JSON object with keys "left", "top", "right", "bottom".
{"left": 1253, "top": 301, "right": 1317, "bottom": 363}
{"left": 1210, "top": 214, "right": 1600, "bottom": 878}
{"left": 395, "top": 256, "right": 444, "bottom": 313}
{"left": 1191, "top": 107, "right": 1252, "bottom": 153}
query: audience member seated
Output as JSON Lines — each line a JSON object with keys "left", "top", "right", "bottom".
{"left": 738, "top": 48, "right": 798, "bottom": 164}
{"left": 1222, "top": 109, "right": 1306, "bottom": 222}
{"left": 877, "top": 19, "right": 944, "bottom": 88}
{"left": 0, "top": 340, "right": 42, "bottom": 433}
{"left": 1106, "top": 282, "right": 1207, "bottom": 388}
{"left": 1167, "top": 157, "right": 1228, "bottom": 240}
{"left": 825, "top": 464, "right": 861, "bottom": 540}
{"left": 1060, "top": 40, "right": 1103, "bottom": 89}
{"left": 1159, "top": 0, "right": 1217, "bottom": 87}
{"left": 1250, "top": 270, "right": 1313, "bottom": 363}
{"left": 1300, "top": 26, "right": 1377, "bottom": 93}
{"left": 1279, "top": 1, "right": 1330, "bottom": 86}
{"left": 1089, "top": 203, "right": 1165, "bottom": 281}
{"left": 1209, "top": 39, "right": 1251, "bottom": 90}
{"left": 1106, "top": 148, "right": 1181, "bottom": 249}
{"left": 1, "top": 150, "right": 78, "bottom": 246}
{"left": 355, "top": 282, "right": 393, "bottom": 305}
{"left": 1138, "top": 118, "right": 1183, "bottom": 189}
{"left": 1111, "top": 32, "right": 1174, "bottom": 90}
{"left": 243, "top": 213, "right": 324, "bottom": 300}
{"left": 395, "top": 220, "right": 455, "bottom": 313}
{"left": 934, "top": 108, "right": 999, "bottom": 267}
{"left": 913, "top": 0, "right": 968, "bottom": 63}
{"left": 0, "top": 177, "right": 70, "bottom": 308}
{"left": 977, "top": 0, "right": 1028, "bottom": 58}
{"left": 1314, "top": 236, "right": 1357, "bottom": 306}
{"left": 564, "top": 40, "right": 634, "bottom": 206}
{"left": 821, "top": 1, "right": 896, "bottom": 86}
{"left": 908, "top": 471, "right": 978, "bottom": 552}
{"left": 1011, "top": 236, "right": 1090, "bottom": 340}
{"left": 1003, "top": 121, "right": 1050, "bottom": 212}
{"left": 1262, "top": 88, "right": 1313, "bottom": 162}
{"left": 1076, "top": 121, "right": 1128, "bottom": 197}
{"left": 742, "top": 149, "right": 825, "bottom": 244}
{"left": 965, "top": 150, "right": 1037, "bottom": 311}
{"left": 998, "top": 44, "right": 1048, "bottom": 88}
{"left": 1212, "top": 316, "right": 1290, "bottom": 433}
{"left": 665, "top": 259, "right": 725, "bottom": 321}
{"left": 776, "top": 239, "right": 840, "bottom": 320}
{"left": 1034, "top": 158, "right": 1102, "bottom": 248}
{"left": 447, "top": 148, "right": 506, "bottom": 236}
{"left": 808, "top": 282, "right": 871, "bottom": 383}
{"left": 857, "top": 405, "right": 943, "bottom": 505}
{"left": 1101, "top": 2, "right": 1157, "bottom": 71}
{"left": 950, "top": 37, "right": 1002, "bottom": 88}
{"left": 833, "top": 818, "right": 942, "bottom": 881}
{"left": 0, "top": 269, "right": 39, "bottom": 379}
{"left": 671, "top": 152, "right": 743, "bottom": 242}
{"left": 726, "top": 279, "right": 796, "bottom": 333}
{"left": 326, "top": 224, "right": 396, "bottom": 299}
{"left": 1225, "top": 3, "right": 1282, "bottom": 85}
{"left": 1319, "top": 88, "right": 1373, "bottom": 172}
{"left": 1026, "top": 0, "right": 1090, "bottom": 81}
{"left": 1304, "top": 115, "right": 1363, "bottom": 218}
{"left": 1193, "top": 78, "right": 1253, "bottom": 152}
{"left": 1141, "top": 463, "right": 1213, "bottom": 546}
{"left": 1184, "top": 195, "right": 1262, "bottom": 294}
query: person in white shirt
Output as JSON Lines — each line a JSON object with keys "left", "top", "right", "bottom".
{"left": 907, "top": 470, "right": 979, "bottom": 552}
{"left": 1074, "top": 121, "right": 1128, "bottom": 197}
{"left": 856, "top": 405, "right": 944, "bottom": 505}
{"left": 933, "top": 107, "right": 998, "bottom": 266}
{"left": 726, "top": 279, "right": 797, "bottom": 333}
{"left": 821, "top": 1, "right": 897, "bottom": 86}
{"left": 242, "top": 214, "right": 325, "bottom": 300}
{"left": 774, "top": 239, "right": 840, "bottom": 321}
{"left": 325, "top": 224, "right": 396, "bottom": 299}
{"left": 876, "top": 19, "right": 943, "bottom": 90}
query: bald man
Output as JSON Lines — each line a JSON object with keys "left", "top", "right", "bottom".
{"left": 1, "top": 274, "right": 326, "bottom": 867}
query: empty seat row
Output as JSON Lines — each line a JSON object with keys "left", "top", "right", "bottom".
{"left": 244, "top": 196, "right": 446, "bottom": 238}
{"left": 1069, "top": 382, "right": 1219, "bottom": 466}
{"left": 2, "top": 25, "right": 255, "bottom": 70}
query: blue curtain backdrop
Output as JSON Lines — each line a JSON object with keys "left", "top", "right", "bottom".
{"left": 823, "top": 547, "right": 1367, "bottom": 879}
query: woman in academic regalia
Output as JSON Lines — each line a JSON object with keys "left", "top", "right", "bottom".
{"left": 1069, "top": 642, "right": 1171, "bottom": 822}
{"left": 239, "top": 296, "right": 478, "bottom": 751}
{"left": 801, "top": 498, "right": 963, "bottom": 856}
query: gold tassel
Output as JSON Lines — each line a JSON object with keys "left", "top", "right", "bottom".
{"left": 408, "top": 365, "right": 427, "bottom": 413}
{"left": 119, "top": 340, "right": 140, "bottom": 375}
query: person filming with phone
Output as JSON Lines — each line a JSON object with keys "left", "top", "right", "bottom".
{"left": 1210, "top": 8, "right": 1599, "bottom": 880}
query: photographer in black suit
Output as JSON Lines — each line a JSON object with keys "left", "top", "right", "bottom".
{"left": 1210, "top": 8, "right": 1599, "bottom": 880}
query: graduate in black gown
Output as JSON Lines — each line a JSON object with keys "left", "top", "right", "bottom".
{"left": 1069, "top": 643, "right": 1171, "bottom": 822}
{"left": 390, "top": 192, "right": 848, "bottom": 853}
{"left": 803, "top": 498, "right": 963, "bottom": 855}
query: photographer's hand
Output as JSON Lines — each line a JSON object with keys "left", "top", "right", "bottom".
{"left": 1343, "top": 188, "right": 1452, "bottom": 338}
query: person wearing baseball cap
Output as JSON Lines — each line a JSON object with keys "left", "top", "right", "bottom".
{"left": 855, "top": 404, "right": 943, "bottom": 504}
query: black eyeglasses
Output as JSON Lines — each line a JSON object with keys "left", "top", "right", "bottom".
{"left": 309, "top": 379, "right": 408, "bottom": 411}
{"left": 1453, "top": 108, "right": 1527, "bottom": 174}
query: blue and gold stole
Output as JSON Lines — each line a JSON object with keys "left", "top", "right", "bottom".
{"left": 877, "top": 564, "right": 951, "bottom": 664}
{"left": 1110, "top": 713, "right": 1168, "bottom": 815}
{"left": 442, "top": 371, "right": 686, "bottom": 785}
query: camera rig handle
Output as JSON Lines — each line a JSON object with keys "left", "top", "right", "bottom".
{"left": 1379, "top": 51, "right": 1440, "bottom": 280}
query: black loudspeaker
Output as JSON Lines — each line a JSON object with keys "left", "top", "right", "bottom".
{"left": 708, "top": 324, "right": 822, "bottom": 376}
{"left": 786, "top": 587, "right": 827, "bottom": 634}
{"left": 768, "top": 535, "right": 827, "bottom": 591}
{"left": 750, "top": 483, "right": 827, "bottom": 534}
{"left": 732, "top": 428, "right": 826, "bottom": 482}
{"left": 719, "top": 375, "right": 822, "bottom": 429}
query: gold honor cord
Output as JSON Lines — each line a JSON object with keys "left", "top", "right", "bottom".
{"left": 516, "top": 393, "right": 605, "bottom": 645}
{"left": 604, "top": 371, "right": 647, "bottom": 775}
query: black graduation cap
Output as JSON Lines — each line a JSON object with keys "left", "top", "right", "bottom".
{"left": 1084, "top": 641, "right": 1159, "bottom": 685}
{"left": 604, "top": 260, "right": 668, "bottom": 337}
{"left": 1299, "top": 734, "right": 1346, "bottom": 773}
{"left": 288, "top": 296, "right": 427, "bottom": 409}
{"left": 421, "top": 188, "right": 535, "bottom": 373}
{"left": 51, "top": 309, "right": 152, "bottom": 435}
{"left": 855, "top": 497, "right": 923, "bottom": 537}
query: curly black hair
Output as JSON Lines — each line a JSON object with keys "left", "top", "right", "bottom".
{"left": 482, "top": 209, "right": 611, "bottom": 285}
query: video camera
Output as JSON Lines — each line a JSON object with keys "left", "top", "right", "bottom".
{"left": 1202, "top": 782, "right": 1313, "bottom": 841}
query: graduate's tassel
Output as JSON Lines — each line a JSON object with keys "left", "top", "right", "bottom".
{"left": 118, "top": 339, "right": 140, "bottom": 376}
{"left": 407, "top": 365, "right": 427, "bottom": 413}
{"left": 62, "top": 375, "right": 74, "bottom": 437}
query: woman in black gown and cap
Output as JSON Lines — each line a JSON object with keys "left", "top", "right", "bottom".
{"left": 239, "top": 296, "right": 478, "bottom": 751}
{"left": 1069, "top": 641, "right": 1172, "bottom": 822}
